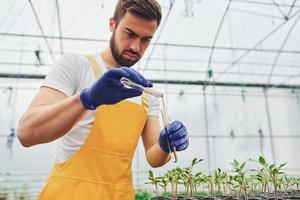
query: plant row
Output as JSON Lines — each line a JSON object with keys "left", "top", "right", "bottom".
{"left": 146, "top": 156, "right": 300, "bottom": 199}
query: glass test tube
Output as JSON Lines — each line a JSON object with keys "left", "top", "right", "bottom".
{"left": 120, "top": 77, "right": 178, "bottom": 162}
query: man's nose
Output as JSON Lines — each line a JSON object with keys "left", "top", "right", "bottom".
{"left": 130, "top": 38, "right": 140, "bottom": 53}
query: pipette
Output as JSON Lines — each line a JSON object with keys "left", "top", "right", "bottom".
{"left": 120, "top": 77, "right": 178, "bottom": 162}
{"left": 120, "top": 77, "right": 163, "bottom": 98}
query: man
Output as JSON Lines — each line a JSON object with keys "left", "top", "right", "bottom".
{"left": 17, "top": 0, "right": 189, "bottom": 199}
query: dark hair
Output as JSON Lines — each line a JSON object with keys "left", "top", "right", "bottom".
{"left": 113, "top": 0, "right": 162, "bottom": 27}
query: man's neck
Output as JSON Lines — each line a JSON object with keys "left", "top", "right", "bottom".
{"left": 101, "top": 47, "right": 120, "bottom": 69}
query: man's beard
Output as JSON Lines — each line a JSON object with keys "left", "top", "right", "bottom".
{"left": 110, "top": 31, "right": 141, "bottom": 67}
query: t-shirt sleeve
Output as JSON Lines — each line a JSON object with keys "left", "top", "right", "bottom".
{"left": 42, "top": 53, "right": 80, "bottom": 96}
{"left": 148, "top": 94, "right": 160, "bottom": 116}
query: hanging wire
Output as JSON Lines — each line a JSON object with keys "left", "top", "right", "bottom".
{"left": 203, "top": 0, "right": 233, "bottom": 101}
{"left": 0, "top": 0, "right": 17, "bottom": 29}
{"left": 0, "top": 2, "right": 27, "bottom": 43}
{"left": 267, "top": 12, "right": 300, "bottom": 84}
{"left": 227, "top": 0, "right": 300, "bottom": 8}
{"left": 6, "top": 38, "right": 25, "bottom": 157}
{"left": 55, "top": 0, "right": 64, "bottom": 55}
{"left": 34, "top": 47, "right": 43, "bottom": 66}
{"left": 4, "top": 86, "right": 13, "bottom": 104}
{"left": 231, "top": 8, "right": 284, "bottom": 19}
{"left": 142, "top": 0, "right": 176, "bottom": 72}
{"left": 6, "top": 128, "right": 15, "bottom": 150}
{"left": 49, "top": 0, "right": 57, "bottom": 49}
{"left": 28, "top": 0, "right": 55, "bottom": 61}
{"left": 272, "top": 0, "right": 288, "bottom": 20}
{"left": 206, "top": 0, "right": 232, "bottom": 81}
{"left": 258, "top": 128, "right": 264, "bottom": 156}
{"left": 215, "top": 8, "right": 300, "bottom": 81}
{"left": 286, "top": 0, "right": 298, "bottom": 18}
{"left": 181, "top": 0, "right": 202, "bottom": 17}
{"left": 202, "top": 86, "right": 212, "bottom": 170}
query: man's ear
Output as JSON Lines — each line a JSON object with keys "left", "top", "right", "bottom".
{"left": 109, "top": 17, "right": 116, "bottom": 32}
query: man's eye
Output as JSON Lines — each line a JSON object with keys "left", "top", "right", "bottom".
{"left": 142, "top": 38, "right": 152, "bottom": 42}
{"left": 127, "top": 32, "right": 135, "bottom": 38}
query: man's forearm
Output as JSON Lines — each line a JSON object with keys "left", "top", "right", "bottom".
{"left": 146, "top": 143, "right": 171, "bottom": 168}
{"left": 17, "top": 93, "right": 88, "bottom": 147}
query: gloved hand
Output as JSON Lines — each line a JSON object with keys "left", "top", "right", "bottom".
{"left": 158, "top": 120, "right": 189, "bottom": 153}
{"left": 80, "top": 67, "right": 152, "bottom": 110}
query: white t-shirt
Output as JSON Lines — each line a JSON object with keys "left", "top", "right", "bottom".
{"left": 42, "top": 53, "right": 160, "bottom": 163}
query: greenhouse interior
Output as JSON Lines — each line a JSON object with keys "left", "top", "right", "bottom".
{"left": 0, "top": 0, "right": 300, "bottom": 199}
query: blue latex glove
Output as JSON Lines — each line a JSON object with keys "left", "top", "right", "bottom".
{"left": 80, "top": 67, "right": 152, "bottom": 110}
{"left": 158, "top": 120, "right": 189, "bottom": 153}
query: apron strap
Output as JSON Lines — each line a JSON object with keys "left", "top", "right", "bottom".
{"left": 85, "top": 54, "right": 102, "bottom": 78}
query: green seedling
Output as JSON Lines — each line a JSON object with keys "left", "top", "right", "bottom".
{"left": 250, "top": 167, "right": 269, "bottom": 194}
{"left": 167, "top": 167, "right": 183, "bottom": 198}
{"left": 191, "top": 172, "right": 209, "bottom": 195}
{"left": 146, "top": 157, "right": 297, "bottom": 199}
{"left": 146, "top": 170, "right": 161, "bottom": 196}
{"left": 230, "top": 159, "right": 248, "bottom": 200}
{"left": 157, "top": 174, "right": 168, "bottom": 197}
{"left": 291, "top": 177, "right": 300, "bottom": 190}
{"left": 212, "top": 168, "right": 228, "bottom": 195}
{"left": 227, "top": 174, "right": 239, "bottom": 197}
{"left": 252, "top": 156, "right": 287, "bottom": 200}
{"left": 180, "top": 158, "right": 203, "bottom": 197}
{"left": 281, "top": 175, "right": 292, "bottom": 192}
{"left": 249, "top": 174, "right": 261, "bottom": 196}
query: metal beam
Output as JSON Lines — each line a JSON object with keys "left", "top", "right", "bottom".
{"left": 1, "top": 32, "right": 300, "bottom": 54}
{"left": 0, "top": 73, "right": 299, "bottom": 89}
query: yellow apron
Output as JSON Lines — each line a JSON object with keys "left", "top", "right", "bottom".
{"left": 38, "top": 55, "right": 149, "bottom": 200}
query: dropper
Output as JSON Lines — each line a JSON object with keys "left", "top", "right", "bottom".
{"left": 120, "top": 77, "right": 178, "bottom": 162}
{"left": 120, "top": 77, "right": 163, "bottom": 98}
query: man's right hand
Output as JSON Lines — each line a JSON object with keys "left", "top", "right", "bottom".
{"left": 80, "top": 67, "right": 152, "bottom": 110}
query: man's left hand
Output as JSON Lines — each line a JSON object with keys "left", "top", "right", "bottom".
{"left": 158, "top": 120, "right": 189, "bottom": 153}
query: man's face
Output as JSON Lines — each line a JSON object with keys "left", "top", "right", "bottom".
{"left": 109, "top": 12, "right": 158, "bottom": 67}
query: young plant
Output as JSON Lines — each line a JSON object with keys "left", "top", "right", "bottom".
{"left": 230, "top": 159, "right": 248, "bottom": 200}
{"left": 180, "top": 158, "right": 203, "bottom": 197}
{"left": 227, "top": 174, "right": 240, "bottom": 197}
{"left": 198, "top": 173, "right": 209, "bottom": 194}
{"left": 221, "top": 171, "right": 229, "bottom": 195}
{"left": 281, "top": 175, "right": 292, "bottom": 192}
{"left": 212, "top": 168, "right": 227, "bottom": 195}
{"left": 257, "top": 156, "right": 287, "bottom": 200}
{"left": 157, "top": 174, "right": 168, "bottom": 197}
{"left": 206, "top": 174, "right": 215, "bottom": 196}
{"left": 166, "top": 167, "right": 183, "bottom": 198}
{"left": 192, "top": 172, "right": 205, "bottom": 195}
{"left": 249, "top": 174, "right": 261, "bottom": 196}
{"left": 145, "top": 170, "right": 161, "bottom": 196}
{"left": 250, "top": 167, "right": 269, "bottom": 194}
{"left": 291, "top": 177, "right": 300, "bottom": 190}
